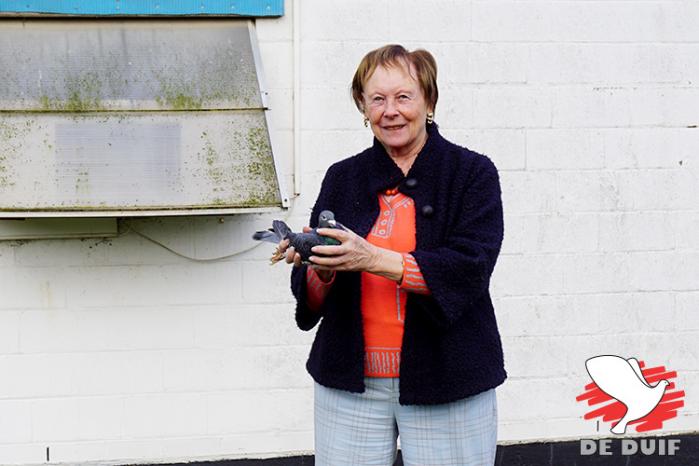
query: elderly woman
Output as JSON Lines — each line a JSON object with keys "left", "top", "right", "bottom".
{"left": 282, "top": 44, "right": 505, "bottom": 465}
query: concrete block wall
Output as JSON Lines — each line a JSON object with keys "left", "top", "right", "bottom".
{"left": 1, "top": 0, "right": 697, "bottom": 464}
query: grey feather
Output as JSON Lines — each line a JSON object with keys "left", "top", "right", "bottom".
{"left": 251, "top": 229, "right": 281, "bottom": 244}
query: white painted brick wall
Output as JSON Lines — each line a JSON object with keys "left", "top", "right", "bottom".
{"left": 1, "top": 0, "right": 698, "bottom": 464}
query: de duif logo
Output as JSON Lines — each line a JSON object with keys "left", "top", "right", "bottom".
{"left": 576, "top": 355, "right": 685, "bottom": 434}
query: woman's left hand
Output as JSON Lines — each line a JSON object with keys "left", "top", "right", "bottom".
{"left": 309, "top": 227, "right": 380, "bottom": 273}
{"left": 311, "top": 227, "right": 405, "bottom": 281}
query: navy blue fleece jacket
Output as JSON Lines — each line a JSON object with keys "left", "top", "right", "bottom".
{"left": 290, "top": 124, "right": 506, "bottom": 405}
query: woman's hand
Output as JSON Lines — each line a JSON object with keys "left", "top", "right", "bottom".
{"left": 309, "top": 227, "right": 379, "bottom": 272}
{"left": 310, "top": 227, "right": 404, "bottom": 281}
{"left": 282, "top": 227, "right": 334, "bottom": 282}
{"left": 281, "top": 226, "right": 312, "bottom": 268}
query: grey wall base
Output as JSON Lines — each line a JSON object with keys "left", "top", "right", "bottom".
{"left": 135, "top": 433, "right": 699, "bottom": 466}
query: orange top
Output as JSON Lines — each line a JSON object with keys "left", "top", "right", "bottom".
{"left": 306, "top": 189, "right": 429, "bottom": 377}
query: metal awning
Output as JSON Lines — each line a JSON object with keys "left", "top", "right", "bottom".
{"left": 0, "top": 19, "right": 286, "bottom": 217}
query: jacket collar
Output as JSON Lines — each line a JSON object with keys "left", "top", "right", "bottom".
{"left": 366, "top": 123, "right": 443, "bottom": 194}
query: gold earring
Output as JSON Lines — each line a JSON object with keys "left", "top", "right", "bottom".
{"left": 364, "top": 117, "right": 369, "bottom": 127}
{"left": 426, "top": 112, "right": 434, "bottom": 125}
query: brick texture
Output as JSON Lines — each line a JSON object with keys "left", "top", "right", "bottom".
{"left": 0, "top": 0, "right": 697, "bottom": 464}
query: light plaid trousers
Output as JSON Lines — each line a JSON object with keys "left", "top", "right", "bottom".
{"left": 314, "top": 378, "right": 497, "bottom": 466}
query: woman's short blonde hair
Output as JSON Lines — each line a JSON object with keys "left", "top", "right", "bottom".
{"left": 351, "top": 44, "right": 438, "bottom": 114}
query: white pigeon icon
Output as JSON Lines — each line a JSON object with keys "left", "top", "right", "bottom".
{"left": 585, "top": 355, "right": 669, "bottom": 434}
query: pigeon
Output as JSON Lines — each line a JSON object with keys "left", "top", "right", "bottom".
{"left": 252, "top": 210, "right": 344, "bottom": 264}
{"left": 585, "top": 355, "right": 669, "bottom": 434}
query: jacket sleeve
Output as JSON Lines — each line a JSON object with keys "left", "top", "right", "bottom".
{"left": 306, "top": 268, "right": 336, "bottom": 310}
{"left": 290, "top": 164, "right": 339, "bottom": 331}
{"left": 411, "top": 155, "right": 504, "bottom": 329}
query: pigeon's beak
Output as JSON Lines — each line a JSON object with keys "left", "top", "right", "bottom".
{"left": 328, "top": 220, "right": 336, "bottom": 227}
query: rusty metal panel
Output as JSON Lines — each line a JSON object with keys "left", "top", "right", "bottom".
{"left": 0, "top": 19, "right": 284, "bottom": 217}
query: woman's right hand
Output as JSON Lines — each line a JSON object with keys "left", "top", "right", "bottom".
{"left": 281, "top": 226, "right": 311, "bottom": 267}
{"left": 283, "top": 227, "right": 334, "bottom": 283}
{"left": 282, "top": 238, "right": 303, "bottom": 268}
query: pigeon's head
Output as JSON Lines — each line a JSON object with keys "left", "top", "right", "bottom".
{"left": 658, "top": 380, "right": 670, "bottom": 388}
{"left": 318, "top": 210, "right": 337, "bottom": 227}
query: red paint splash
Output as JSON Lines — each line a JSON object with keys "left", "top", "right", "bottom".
{"left": 576, "top": 360, "right": 685, "bottom": 433}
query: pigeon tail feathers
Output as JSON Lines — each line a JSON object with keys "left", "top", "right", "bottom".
{"left": 252, "top": 229, "right": 282, "bottom": 244}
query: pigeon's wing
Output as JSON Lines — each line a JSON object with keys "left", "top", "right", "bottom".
{"left": 311, "top": 227, "right": 341, "bottom": 246}
{"left": 252, "top": 229, "right": 281, "bottom": 243}
{"left": 272, "top": 220, "right": 292, "bottom": 239}
{"left": 290, "top": 232, "right": 326, "bottom": 261}
{"left": 627, "top": 358, "right": 651, "bottom": 388}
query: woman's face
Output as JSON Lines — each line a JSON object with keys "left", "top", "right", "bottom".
{"left": 363, "top": 63, "right": 430, "bottom": 157}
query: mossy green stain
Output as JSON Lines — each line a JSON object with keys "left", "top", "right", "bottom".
{"left": 199, "top": 135, "right": 228, "bottom": 189}
{"left": 0, "top": 120, "right": 28, "bottom": 141}
{"left": 151, "top": 48, "right": 262, "bottom": 110}
{"left": 0, "top": 119, "right": 31, "bottom": 188}
{"left": 204, "top": 140, "right": 217, "bottom": 167}
{"left": 156, "top": 79, "right": 203, "bottom": 110}
{"left": 39, "top": 95, "right": 51, "bottom": 110}
{"left": 192, "top": 124, "right": 280, "bottom": 208}
{"left": 158, "top": 92, "right": 202, "bottom": 111}
{"left": 74, "top": 170, "right": 90, "bottom": 194}
{"left": 37, "top": 72, "right": 104, "bottom": 112}
{"left": 243, "top": 126, "right": 279, "bottom": 205}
